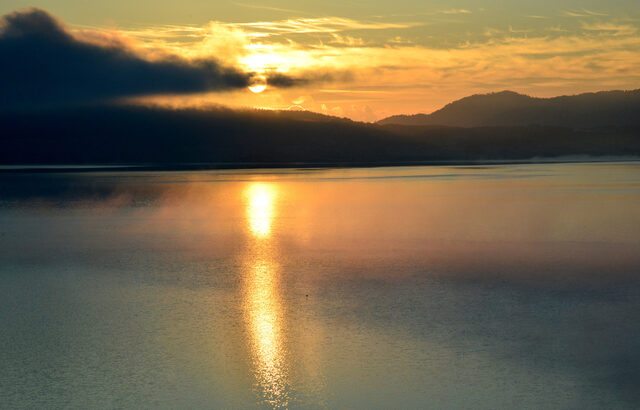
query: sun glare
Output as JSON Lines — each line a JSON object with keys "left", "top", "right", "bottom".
{"left": 249, "top": 73, "right": 268, "bottom": 94}
{"left": 249, "top": 84, "right": 267, "bottom": 93}
{"left": 246, "top": 183, "right": 277, "bottom": 237}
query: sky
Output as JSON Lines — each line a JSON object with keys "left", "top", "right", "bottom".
{"left": 1, "top": 0, "right": 639, "bottom": 121}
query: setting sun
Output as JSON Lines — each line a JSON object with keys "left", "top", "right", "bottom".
{"left": 249, "top": 83, "right": 267, "bottom": 93}
{"left": 248, "top": 73, "right": 268, "bottom": 94}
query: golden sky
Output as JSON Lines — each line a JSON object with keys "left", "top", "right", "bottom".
{"left": 2, "top": 1, "right": 639, "bottom": 121}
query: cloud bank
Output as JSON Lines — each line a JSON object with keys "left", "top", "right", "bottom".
{"left": 0, "top": 8, "right": 254, "bottom": 109}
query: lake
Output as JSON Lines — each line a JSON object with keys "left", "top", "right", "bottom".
{"left": 1, "top": 162, "right": 640, "bottom": 409}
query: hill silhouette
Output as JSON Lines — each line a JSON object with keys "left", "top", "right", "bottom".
{"left": 378, "top": 90, "right": 640, "bottom": 128}
{"left": 2, "top": 102, "right": 639, "bottom": 167}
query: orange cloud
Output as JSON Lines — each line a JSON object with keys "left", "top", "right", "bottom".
{"left": 87, "top": 14, "right": 640, "bottom": 121}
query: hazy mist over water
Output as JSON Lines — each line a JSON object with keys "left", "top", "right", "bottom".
{"left": 2, "top": 163, "right": 640, "bottom": 408}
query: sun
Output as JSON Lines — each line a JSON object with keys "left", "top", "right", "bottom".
{"left": 248, "top": 74, "right": 267, "bottom": 94}
{"left": 249, "top": 84, "right": 267, "bottom": 93}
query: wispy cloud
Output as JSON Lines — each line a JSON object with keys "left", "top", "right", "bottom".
{"left": 439, "top": 9, "right": 472, "bottom": 15}
{"left": 329, "top": 33, "right": 365, "bottom": 46}
{"left": 230, "top": 1, "right": 312, "bottom": 16}
{"left": 582, "top": 21, "right": 637, "bottom": 36}
{"left": 483, "top": 27, "right": 503, "bottom": 37}
{"left": 581, "top": 9, "right": 609, "bottom": 17}
{"left": 367, "top": 9, "right": 473, "bottom": 19}
{"left": 564, "top": 9, "right": 609, "bottom": 18}
{"left": 236, "top": 17, "right": 420, "bottom": 36}
{"left": 509, "top": 25, "right": 532, "bottom": 34}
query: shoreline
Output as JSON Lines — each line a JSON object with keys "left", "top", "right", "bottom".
{"left": 1, "top": 156, "right": 639, "bottom": 173}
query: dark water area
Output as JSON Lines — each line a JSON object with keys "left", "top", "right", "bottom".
{"left": 1, "top": 163, "right": 640, "bottom": 408}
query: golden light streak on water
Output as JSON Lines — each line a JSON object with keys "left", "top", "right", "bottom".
{"left": 246, "top": 183, "right": 276, "bottom": 238}
{"left": 243, "top": 182, "right": 289, "bottom": 407}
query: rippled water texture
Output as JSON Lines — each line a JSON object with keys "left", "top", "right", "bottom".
{"left": 2, "top": 163, "right": 640, "bottom": 408}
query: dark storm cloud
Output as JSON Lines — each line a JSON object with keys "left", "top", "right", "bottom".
{"left": 266, "top": 72, "right": 309, "bottom": 88}
{"left": 266, "top": 70, "right": 354, "bottom": 88}
{"left": 0, "top": 8, "right": 252, "bottom": 109}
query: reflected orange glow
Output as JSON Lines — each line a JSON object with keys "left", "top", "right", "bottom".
{"left": 246, "top": 183, "right": 277, "bottom": 237}
{"left": 245, "top": 257, "right": 288, "bottom": 406}
{"left": 242, "top": 182, "right": 289, "bottom": 407}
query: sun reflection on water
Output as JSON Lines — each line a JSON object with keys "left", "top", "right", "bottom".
{"left": 243, "top": 182, "right": 289, "bottom": 407}
{"left": 246, "top": 183, "right": 276, "bottom": 238}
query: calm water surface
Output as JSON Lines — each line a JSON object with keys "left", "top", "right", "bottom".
{"left": 1, "top": 163, "right": 640, "bottom": 409}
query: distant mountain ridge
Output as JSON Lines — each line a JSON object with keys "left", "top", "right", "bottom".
{"left": 3, "top": 103, "right": 640, "bottom": 166}
{"left": 378, "top": 89, "right": 640, "bottom": 128}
